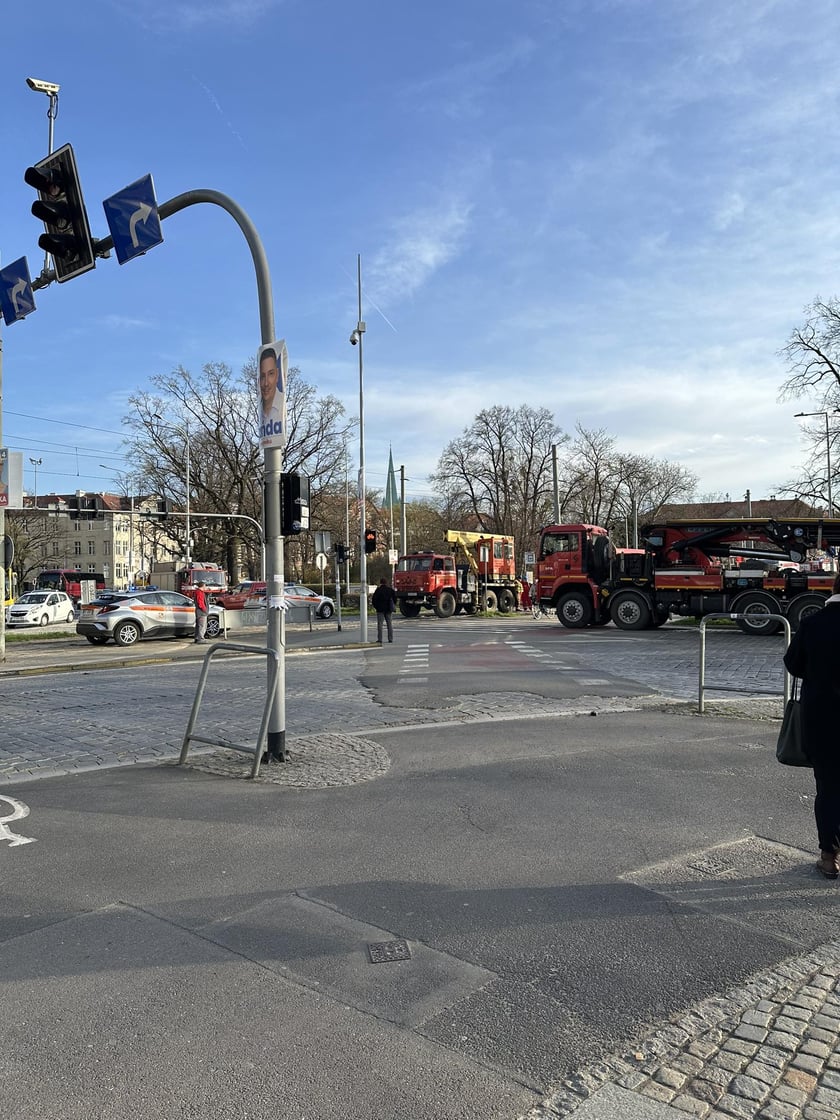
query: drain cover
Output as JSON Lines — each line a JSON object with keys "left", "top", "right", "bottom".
{"left": 368, "top": 938, "right": 411, "bottom": 964}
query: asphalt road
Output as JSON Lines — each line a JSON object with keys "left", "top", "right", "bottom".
{"left": 0, "top": 617, "right": 811, "bottom": 1120}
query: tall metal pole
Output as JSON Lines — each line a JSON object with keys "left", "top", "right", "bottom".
{"left": 29, "top": 457, "right": 41, "bottom": 510}
{"left": 826, "top": 413, "right": 833, "bottom": 518}
{"left": 552, "top": 444, "right": 560, "bottom": 523}
{"left": 185, "top": 418, "right": 191, "bottom": 566}
{"left": 344, "top": 442, "right": 351, "bottom": 593}
{"left": 400, "top": 465, "right": 407, "bottom": 556}
{"left": 355, "top": 255, "right": 368, "bottom": 643}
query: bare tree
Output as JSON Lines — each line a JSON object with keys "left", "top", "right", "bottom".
{"left": 778, "top": 298, "right": 840, "bottom": 511}
{"left": 556, "top": 428, "right": 696, "bottom": 544}
{"left": 122, "top": 359, "right": 353, "bottom": 581}
{"left": 429, "top": 405, "right": 563, "bottom": 557}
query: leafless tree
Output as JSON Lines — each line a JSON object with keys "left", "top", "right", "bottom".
{"left": 122, "top": 359, "right": 353, "bottom": 581}
{"left": 429, "top": 405, "right": 563, "bottom": 558}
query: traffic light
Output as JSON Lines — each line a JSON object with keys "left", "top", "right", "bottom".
{"left": 25, "top": 143, "right": 95, "bottom": 283}
{"left": 141, "top": 499, "right": 171, "bottom": 521}
{"left": 335, "top": 543, "right": 347, "bottom": 563}
{"left": 280, "top": 473, "right": 310, "bottom": 535}
{"left": 364, "top": 529, "right": 377, "bottom": 554}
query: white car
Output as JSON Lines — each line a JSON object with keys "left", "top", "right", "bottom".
{"left": 244, "top": 583, "right": 335, "bottom": 618}
{"left": 6, "top": 590, "right": 76, "bottom": 627}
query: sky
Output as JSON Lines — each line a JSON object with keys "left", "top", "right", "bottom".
{"left": 2, "top": 0, "right": 840, "bottom": 509}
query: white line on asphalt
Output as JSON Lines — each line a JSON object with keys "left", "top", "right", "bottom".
{"left": 0, "top": 795, "right": 37, "bottom": 847}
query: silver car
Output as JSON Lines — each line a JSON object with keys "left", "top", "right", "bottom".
{"left": 76, "top": 590, "right": 222, "bottom": 647}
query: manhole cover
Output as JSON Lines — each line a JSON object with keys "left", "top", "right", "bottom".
{"left": 368, "top": 939, "right": 411, "bottom": 964}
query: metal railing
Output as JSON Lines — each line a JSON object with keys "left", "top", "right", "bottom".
{"left": 179, "top": 642, "right": 280, "bottom": 778}
{"left": 698, "top": 613, "right": 791, "bottom": 713}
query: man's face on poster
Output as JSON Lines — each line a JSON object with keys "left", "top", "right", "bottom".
{"left": 259, "top": 353, "right": 279, "bottom": 412}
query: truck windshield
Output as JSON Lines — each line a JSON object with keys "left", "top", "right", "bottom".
{"left": 399, "top": 557, "right": 431, "bottom": 572}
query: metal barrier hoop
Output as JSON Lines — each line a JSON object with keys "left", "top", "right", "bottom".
{"left": 179, "top": 642, "right": 281, "bottom": 778}
{"left": 698, "top": 613, "right": 792, "bottom": 714}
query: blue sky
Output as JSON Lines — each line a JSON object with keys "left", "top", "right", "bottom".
{"left": 2, "top": 0, "right": 839, "bottom": 509}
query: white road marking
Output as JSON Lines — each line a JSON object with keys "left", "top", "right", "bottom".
{"left": 0, "top": 795, "right": 37, "bottom": 847}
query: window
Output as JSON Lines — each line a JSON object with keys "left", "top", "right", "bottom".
{"left": 541, "top": 532, "right": 580, "bottom": 558}
{"left": 88, "top": 540, "right": 96, "bottom": 555}
{"left": 103, "top": 541, "right": 111, "bottom": 556}
{"left": 74, "top": 541, "right": 82, "bottom": 556}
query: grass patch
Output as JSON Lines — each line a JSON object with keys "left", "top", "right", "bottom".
{"left": 3, "top": 629, "right": 79, "bottom": 643}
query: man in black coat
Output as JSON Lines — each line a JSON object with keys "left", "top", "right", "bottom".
{"left": 371, "top": 577, "right": 396, "bottom": 644}
{"left": 783, "top": 573, "right": 840, "bottom": 878}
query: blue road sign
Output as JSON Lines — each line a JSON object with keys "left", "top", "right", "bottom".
{"left": 0, "top": 257, "right": 36, "bottom": 326}
{"left": 102, "top": 174, "right": 163, "bottom": 265}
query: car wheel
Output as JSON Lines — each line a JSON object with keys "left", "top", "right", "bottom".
{"left": 205, "top": 615, "right": 221, "bottom": 638}
{"left": 114, "top": 620, "right": 142, "bottom": 647}
{"left": 86, "top": 635, "right": 110, "bottom": 645}
{"left": 39, "top": 614, "right": 50, "bottom": 626}
{"left": 66, "top": 610, "right": 76, "bottom": 623}
{"left": 319, "top": 602, "right": 334, "bottom": 619}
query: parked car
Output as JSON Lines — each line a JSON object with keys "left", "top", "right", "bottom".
{"left": 76, "top": 590, "right": 223, "bottom": 647}
{"left": 6, "top": 590, "right": 76, "bottom": 627}
{"left": 213, "top": 580, "right": 266, "bottom": 610}
{"left": 243, "top": 583, "right": 335, "bottom": 618}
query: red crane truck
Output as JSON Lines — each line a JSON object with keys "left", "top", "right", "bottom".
{"left": 532, "top": 517, "right": 840, "bottom": 635}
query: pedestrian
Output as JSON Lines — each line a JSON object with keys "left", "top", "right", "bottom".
{"left": 193, "top": 581, "right": 209, "bottom": 643}
{"left": 371, "top": 576, "right": 396, "bottom": 644}
{"left": 783, "top": 573, "right": 840, "bottom": 878}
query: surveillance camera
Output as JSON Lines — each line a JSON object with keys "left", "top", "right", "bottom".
{"left": 350, "top": 331, "right": 358, "bottom": 345}
{"left": 26, "top": 77, "right": 60, "bottom": 95}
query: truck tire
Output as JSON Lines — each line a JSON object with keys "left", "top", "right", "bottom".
{"left": 434, "top": 591, "right": 457, "bottom": 618}
{"left": 610, "top": 590, "right": 652, "bottom": 630}
{"left": 556, "top": 591, "right": 593, "bottom": 629}
{"left": 399, "top": 601, "right": 421, "bottom": 618}
{"left": 787, "top": 593, "right": 826, "bottom": 631}
{"left": 497, "top": 588, "right": 515, "bottom": 613}
{"left": 731, "top": 591, "right": 782, "bottom": 636}
{"left": 482, "top": 590, "right": 498, "bottom": 612}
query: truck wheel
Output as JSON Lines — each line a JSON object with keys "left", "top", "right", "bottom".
{"left": 497, "top": 589, "right": 515, "bottom": 613}
{"left": 732, "top": 591, "right": 782, "bottom": 636}
{"left": 482, "top": 590, "right": 498, "bottom": 612}
{"left": 435, "top": 591, "right": 457, "bottom": 618}
{"left": 787, "top": 593, "right": 826, "bottom": 631}
{"left": 610, "top": 590, "right": 652, "bottom": 630}
{"left": 399, "top": 602, "right": 421, "bottom": 618}
{"left": 556, "top": 591, "right": 593, "bottom": 629}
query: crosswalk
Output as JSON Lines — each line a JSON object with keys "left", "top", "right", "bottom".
{"left": 393, "top": 636, "right": 611, "bottom": 686}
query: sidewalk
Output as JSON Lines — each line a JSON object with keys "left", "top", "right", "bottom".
{"left": 0, "top": 616, "right": 368, "bottom": 677}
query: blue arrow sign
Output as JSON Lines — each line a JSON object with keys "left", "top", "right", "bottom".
{"left": 0, "top": 257, "right": 36, "bottom": 326}
{"left": 102, "top": 174, "right": 163, "bottom": 265}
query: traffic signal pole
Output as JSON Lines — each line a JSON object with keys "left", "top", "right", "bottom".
{"left": 105, "top": 189, "right": 286, "bottom": 760}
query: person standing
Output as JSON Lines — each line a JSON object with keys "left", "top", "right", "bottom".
{"left": 371, "top": 576, "right": 396, "bottom": 644}
{"left": 783, "top": 573, "right": 840, "bottom": 878}
{"left": 193, "top": 581, "right": 209, "bottom": 643}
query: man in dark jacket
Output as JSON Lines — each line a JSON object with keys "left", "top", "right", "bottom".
{"left": 371, "top": 577, "right": 396, "bottom": 644}
{"left": 783, "top": 573, "right": 840, "bottom": 878}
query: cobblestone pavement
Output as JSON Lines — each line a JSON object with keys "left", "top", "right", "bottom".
{"left": 522, "top": 939, "right": 840, "bottom": 1120}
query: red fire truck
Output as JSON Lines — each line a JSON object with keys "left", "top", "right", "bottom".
{"left": 532, "top": 517, "right": 840, "bottom": 635}
{"left": 394, "top": 530, "right": 520, "bottom": 617}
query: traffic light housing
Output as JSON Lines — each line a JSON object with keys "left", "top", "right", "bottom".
{"left": 25, "top": 143, "right": 95, "bottom": 283}
{"left": 281, "top": 473, "right": 310, "bottom": 536}
{"left": 141, "top": 499, "right": 171, "bottom": 521}
{"left": 335, "top": 543, "right": 347, "bottom": 563}
{"left": 364, "top": 529, "right": 377, "bottom": 554}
